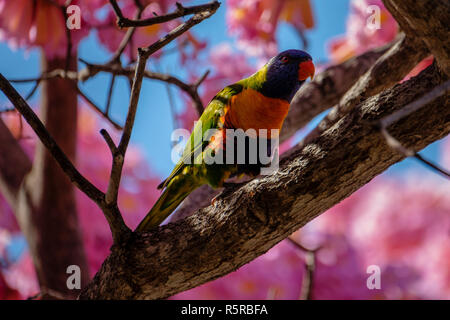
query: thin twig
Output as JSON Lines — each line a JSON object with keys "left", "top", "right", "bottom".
{"left": 109, "top": 0, "right": 124, "bottom": 21}
{"left": 104, "top": 51, "right": 147, "bottom": 205}
{"left": 100, "top": 128, "right": 118, "bottom": 154}
{"left": 380, "top": 80, "right": 450, "bottom": 128}
{"left": 25, "top": 79, "right": 41, "bottom": 100}
{"left": 75, "top": 86, "right": 123, "bottom": 130}
{"left": 287, "top": 237, "right": 319, "bottom": 300}
{"left": 105, "top": 74, "right": 116, "bottom": 116}
{"left": 139, "top": 6, "right": 220, "bottom": 58}
{"left": 108, "top": 7, "right": 144, "bottom": 64}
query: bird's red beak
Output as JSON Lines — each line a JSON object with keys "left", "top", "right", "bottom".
{"left": 298, "top": 60, "right": 315, "bottom": 81}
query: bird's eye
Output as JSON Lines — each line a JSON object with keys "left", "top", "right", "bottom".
{"left": 280, "top": 56, "right": 289, "bottom": 64}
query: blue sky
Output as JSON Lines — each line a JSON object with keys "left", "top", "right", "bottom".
{"left": 0, "top": 0, "right": 447, "bottom": 181}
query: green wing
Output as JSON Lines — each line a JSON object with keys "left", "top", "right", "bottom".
{"left": 158, "top": 83, "right": 244, "bottom": 189}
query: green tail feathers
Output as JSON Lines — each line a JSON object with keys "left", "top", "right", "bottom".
{"left": 135, "top": 175, "right": 201, "bottom": 232}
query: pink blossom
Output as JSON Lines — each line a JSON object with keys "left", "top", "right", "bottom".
{"left": 227, "top": 0, "right": 314, "bottom": 59}
{"left": 0, "top": 0, "right": 101, "bottom": 58}
{"left": 328, "top": 0, "right": 398, "bottom": 63}
{"left": 173, "top": 241, "right": 306, "bottom": 300}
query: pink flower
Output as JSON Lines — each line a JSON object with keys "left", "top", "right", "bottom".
{"left": 173, "top": 241, "right": 306, "bottom": 300}
{"left": 0, "top": 105, "right": 162, "bottom": 284}
{"left": 328, "top": 0, "right": 398, "bottom": 63}
{"left": 0, "top": 0, "right": 100, "bottom": 58}
{"left": 227, "top": 0, "right": 314, "bottom": 59}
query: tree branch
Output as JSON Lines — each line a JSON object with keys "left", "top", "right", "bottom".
{"left": 300, "top": 33, "right": 428, "bottom": 147}
{"left": 79, "top": 63, "right": 449, "bottom": 300}
{"left": 281, "top": 39, "right": 395, "bottom": 142}
{"left": 382, "top": 0, "right": 450, "bottom": 76}
{"left": 379, "top": 79, "right": 450, "bottom": 178}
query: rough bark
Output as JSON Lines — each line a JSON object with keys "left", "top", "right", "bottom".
{"left": 12, "top": 54, "right": 89, "bottom": 298}
{"left": 300, "top": 34, "right": 428, "bottom": 146}
{"left": 79, "top": 64, "right": 449, "bottom": 300}
{"left": 382, "top": 0, "right": 450, "bottom": 76}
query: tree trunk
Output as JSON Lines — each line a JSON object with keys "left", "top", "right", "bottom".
{"left": 14, "top": 52, "right": 89, "bottom": 298}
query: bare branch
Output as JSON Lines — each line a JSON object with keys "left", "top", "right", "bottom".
{"left": 380, "top": 80, "right": 450, "bottom": 128}
{"left": 108, "top": 7, "right": 144, "bottom": 64}
{"left": 0, "top": 73, "right": 132, "bottom": 242}
{"left": 382, "top": 0, "right": 450, "bottom": 76}
{"left": 104, "top": 74, "right": 116, "bottom": 116}
{"left": 139, "top": 6, "right": 219, "bottom": 59}
{"left": 112, "top": 1, "right": 220, "bottom": 28}
{"left": 108, "top": 0, "right": 125, "bottom": 21}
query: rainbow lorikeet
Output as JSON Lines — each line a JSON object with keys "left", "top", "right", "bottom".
{"left": 136, "top": 50, "right": 315, "bottom": 232}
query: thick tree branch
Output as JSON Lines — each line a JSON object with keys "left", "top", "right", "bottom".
{"left": 300, "top": 33, "right": 428, "bottom": 146}
{"left": 79, "top": 63, "right": 449, "bottom": 300}
{"left": 379, "top": 79, "right": 450, "bottom": 178}
{"left": 382, "top": 0, "right": 450, "bottom": 76}
{"left": 281, "top": 39, "right": 395, "bottom": 142}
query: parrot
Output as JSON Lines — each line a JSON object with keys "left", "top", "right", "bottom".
{"left": 136, "top": 49, "right": 315, "bottom": 232}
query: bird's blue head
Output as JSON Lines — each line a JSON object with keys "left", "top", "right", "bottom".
{"left": 260, "top": 49, "right": 315, "bottom": 102}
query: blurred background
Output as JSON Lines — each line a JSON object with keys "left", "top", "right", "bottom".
{"left": 0, "top": 0, "right": 449, "bottom": 299}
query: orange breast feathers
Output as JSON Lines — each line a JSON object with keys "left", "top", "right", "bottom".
{"left": 223, "top": 88, "right": 290, "bottom": 138}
